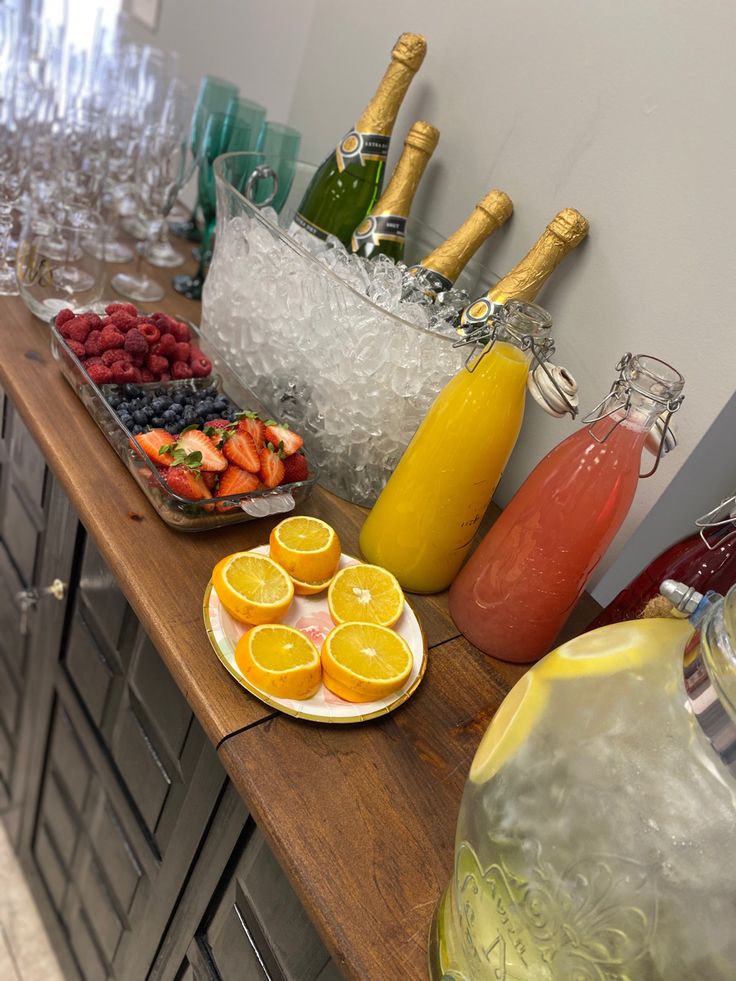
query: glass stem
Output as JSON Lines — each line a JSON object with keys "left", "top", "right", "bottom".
{"left": 195, "top": 217, "right": 215, "bottom": 281}
{"left": 0, "top": 213, "right": 12, "bottom": 272}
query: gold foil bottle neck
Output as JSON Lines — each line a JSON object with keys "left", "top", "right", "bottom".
{"left": 488, "top": 207, "right": 589, "bottom": 304}
{"left": 404, "top": 120, "right": 440, "bottom": 155}
{"left": 370, "top": 121, "right": 438, "bottom": 217}
{"left": 391, "top": 33, "right": 427, "bottom": 72}
{"left": 356, "top": 34, "right": 428, "bottom": 135}
{"left": 419, "top": 189, "right": 514, "bottom": 285}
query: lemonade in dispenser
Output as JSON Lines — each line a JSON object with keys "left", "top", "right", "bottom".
{"left": 430, "top": 587, "right": 736, "bottom": 980}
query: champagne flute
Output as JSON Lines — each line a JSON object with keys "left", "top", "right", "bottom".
{"left": 172, "top": 111, "right": 256, "bottom": 300}
{"left": 253, "top": 121, "right": 301, "bottom": 212}
{"left": 171, "top": 74, "right": 238, "bottom": 243}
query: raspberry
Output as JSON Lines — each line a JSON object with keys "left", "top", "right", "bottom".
{"left": 130, "top": 367, "right": 143, "bottom": 383}
{"left": 65, "top": 318, "right": 92, "bottom": 343}
{"left": 124, "top": 329, "right": 148, "bottom": 357}
{"left": 157, "top": 333, "right": 177, "bottom": 358}
{"left": 138, "top": 322, "right": 160, "bottom": 345}
{"left": 85, "top": 356, "right": 104, "bottom": 368}
{"left": 146, "top": 353, "right": 169, "bottom": 376}
{"left": 101, "top": 349, "right": 131, "bottom": 367}
{"left": 174, "top": 341, "right": 190, "bottom": 362}
{"left": 105, "top": 302, "right": 138, "bottom": 317}
{"left": 87, "top": 362, "right": 113, "bottom": 385}
{"left": 168, "top": 319, "right": 190, "bottom": 342}
{"left": 159, "top": 372, "right": 171, "bottom": 381}
{"left": 112, "top": 362, "right": 137, "bottom": 385}
{"left": 99, "top": 326, "right": 125, "bottom": 352}
{"left": 56, "top": 308, "right": 75, "bottom": 327}
{"left": 67, "top": 339, "right": 86, "bottom": 359}
{"left": 109, "top": 311, "right": 137, "bottom": 333}
{"left": 80, "top": 312, "right": 102, "bottom": 330}
{"left": 171, "top": 360, "right": 192, "bottom": 379}
{"left": 140, "top": 368, "right": 155, "bottom": 383}
{"left": 84, "top": 330, "right": 103, "bottom": 356}
{"left": 282, "top": 453, "right": 309, "bottom": 484}
{"left": 150, "top": 311, "right": 175, "bottom": 331}
{"left": 190, "top": 354, "right": 212, "bottom": 378}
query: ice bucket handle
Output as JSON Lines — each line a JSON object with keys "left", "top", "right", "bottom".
{"left": 244, "top": 165, "right": 279, "bottom": 210}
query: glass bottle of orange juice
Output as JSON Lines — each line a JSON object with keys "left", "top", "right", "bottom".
{"left": 359, "top": 208, "right": 588, "bottom": 594}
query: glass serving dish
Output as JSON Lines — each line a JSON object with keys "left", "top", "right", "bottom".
{"left": 49, "top": 307, "right": 318, "bottom": 531}
{"left": 202, "top": 152, "right": 497, "bottom": 507}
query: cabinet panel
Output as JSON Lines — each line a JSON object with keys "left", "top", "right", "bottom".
{"left": 1, "top": 482, "right": 42, "bottom": 585}
{"left": 65, "top": 611, "right": 117, "bottom": 729}
{"left": 9, "top": 410, "right": 46, "bottom": 510}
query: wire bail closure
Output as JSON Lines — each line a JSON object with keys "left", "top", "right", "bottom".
{"left": 581, "top": 352, "right": 684, "bottom": 478}
{"left": 452, "top": 301, "right": 578, "bottom": 418}
{"left": 695, "top": 495, "right": 736, "bottom": 550}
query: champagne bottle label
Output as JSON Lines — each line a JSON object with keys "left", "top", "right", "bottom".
{"left": 335, "top": 129, "right": 390, "bottom": 173}
{"left": 405, "top": 264, "right": 453, "bottom": 296}
{"left": 351, "top": 213, "right": 407, "bottom": 253}
{"left": 290, "top": 211, "right": 331, "bottom": 242}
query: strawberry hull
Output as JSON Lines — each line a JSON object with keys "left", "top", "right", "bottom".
{"left": 49, "top": 304, "right": 318, "bottom": 531}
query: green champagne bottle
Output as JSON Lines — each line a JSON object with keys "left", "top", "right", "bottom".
{"left": 351, "top": 120, "right": 439, "bottom": 261}
{"left": 290, "top": 33, "right": 427, "bottom": 247}
{"left": 403, "top": 189, "right": 514, "bottom": 297}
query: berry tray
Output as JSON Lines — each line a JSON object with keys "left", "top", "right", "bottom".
{"left": 49, "top": 308, "right": 318, "bottom": 531}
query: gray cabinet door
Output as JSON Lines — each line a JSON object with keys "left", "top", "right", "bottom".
{"left": 31, "top": 534, "right": 227, "bottom": 981}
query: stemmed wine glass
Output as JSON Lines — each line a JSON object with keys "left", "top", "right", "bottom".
{"left": 173, "top": 99, "right": 263, "bottom": 300}
{"left": 111, "top": 123, "right": 198, "bottom": 303}
{"left": 170, "top": 74, "right": 238, "bottom": 244}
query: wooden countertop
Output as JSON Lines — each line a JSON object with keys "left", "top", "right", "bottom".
{"left": 0, "top": 254, "right": 599, "bottom": 980}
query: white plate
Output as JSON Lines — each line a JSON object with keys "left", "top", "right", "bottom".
{"left": 203, "top": 547, "right": 427, "bottom": 723}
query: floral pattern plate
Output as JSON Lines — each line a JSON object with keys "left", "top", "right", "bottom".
{"left": 203, "top": 546, "right": 428, "bottom": 723}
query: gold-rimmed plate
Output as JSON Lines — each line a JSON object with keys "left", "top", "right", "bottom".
{"left": 203, "top": 547, "right": 427, "bottom": 723}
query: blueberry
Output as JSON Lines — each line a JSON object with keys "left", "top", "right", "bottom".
{"left": 131, "top": 424, "right": 143, "bottom": 435}
{"left": 150, "top": 416, "right": 164, "bottom": 427}
{"left": 169, "top": 403, "right": 183, "bottom": 416}
{"left": 165, "top": 424, "right": 179, "bottom": 435}
{"left": 133, "top": 410, "right": 148, "bottom": 425}
{"left": 161, "top": 409, "right": 176, "bottom": 422}
{"left": 118, "top": 412, "right": 132, "bottom": 427}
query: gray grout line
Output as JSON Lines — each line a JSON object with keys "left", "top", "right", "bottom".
{"left": 0, "top": 923, "right": 23, "bottom": 981}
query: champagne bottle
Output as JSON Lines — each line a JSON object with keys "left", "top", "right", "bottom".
{"left": 458, "top": 207, "right": 589, "bottom": 329}
{"left": 290, "top": 33, "right": 427, "bottom": 247}
{"left": 351, "top": 120, "right": 439, "bottom": 261}
{"left": 404, "top": 189, "right": 513, "bottom": 296}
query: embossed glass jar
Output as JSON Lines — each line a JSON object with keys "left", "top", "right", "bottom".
{"left": 430, "top": 603, "right": 736, "bottom": 980}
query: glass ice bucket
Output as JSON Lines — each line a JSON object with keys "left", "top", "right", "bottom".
{"left": 430, "top": 600, "right": 736, "bottom": 980}
{"left": 201, "top": 151, "right": 488, "bottom": 506}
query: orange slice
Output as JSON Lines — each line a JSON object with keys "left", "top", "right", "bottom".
{"left": 321, "top": 622, "right": 413, "bottom": 702}
{"left": 212, "top": 551, "right": 294, "bottom": 624}
{"left": 236, "top": 624, "right": 321, "bottom": 700}
{"left": 290, "top": 572, "right": 337, "bottom": 596}
{"left": 327, "top": 564, "right": 404, "bottom": 627}
{"left": 269, "top": 516, "right": 341, "bottom": 584}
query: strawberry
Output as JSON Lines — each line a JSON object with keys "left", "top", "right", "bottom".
{"left": 176, "top": 428, "right": 227, "bottom": 471}
{"left": 237, "top": 412, "right": 265, "bottom": 450}
{"left": 263, "top": 422, "right": 303, "bottom": 457}
{"left": 203, "top": 419, "right": 236, "bottom": 449}
{"left": 216, "top": 465, "right": 260, "bottom": 512}
{"left": 259, "top": 442, "right": 285, "bottom": 488}
{"left": 163, "top": 465, "right": 212, "bottom": 503}
{"left": 201, "top": 470, "right": 219, "bottom": 491}
{"left": 134, "top": 429, "right": 176, "bottom": 466}
{"left": 281, "top": 453, "right": 309, "bottom": 485}
{"left": 223, "top": 428, "right": 260, "bottom": 472}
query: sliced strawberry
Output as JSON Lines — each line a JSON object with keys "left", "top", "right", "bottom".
{"left": 237, "top": 412, "right": 266, "bottom": 450}
{"left": 133, "top": 429, "right": 176, "bottom": 467}
{"left": 259, "top": 443, "right": 285, "bottom": 488}
{"left": 203, "top": 419, "right": 237, "bottom": 449}
{"left": 281, "top": 453, "right": 309, "bottom": 485}
{"left": 223, "top": 429, "right": 260, "bottom": 472}
{"left": 263, "top": 423, "right": 303, "bottom": 457}
{"left": 215, "top": 465, "right": 260, "bottom": 512}
{"left": 201, "top": 470, "right": 219, "bottom": 491}
{"left": 176, "top": 429, "right": 227, "bottom": 472}
{"left": 163, "top": 465, "right": 212, "bottom": 502}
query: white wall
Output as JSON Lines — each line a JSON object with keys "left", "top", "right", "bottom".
{"left": 134, "top": 0, "right": 736, "bottom": 602}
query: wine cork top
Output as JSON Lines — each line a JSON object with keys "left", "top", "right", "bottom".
{"left": 391, "top": 33, "right": 428, "bottom": 72}
{"left": 404, "top": 120, "right": 440, "bottom": 155}
{"left": 477, "top": 190, "right": 514, "bottom": 225}
{"left": 548, "top": 208, "right": 589, "bottom": 247}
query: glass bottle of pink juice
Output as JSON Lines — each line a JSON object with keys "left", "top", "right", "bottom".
{"left": 449, "top": 354, "right": 685, "bottom": 663}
